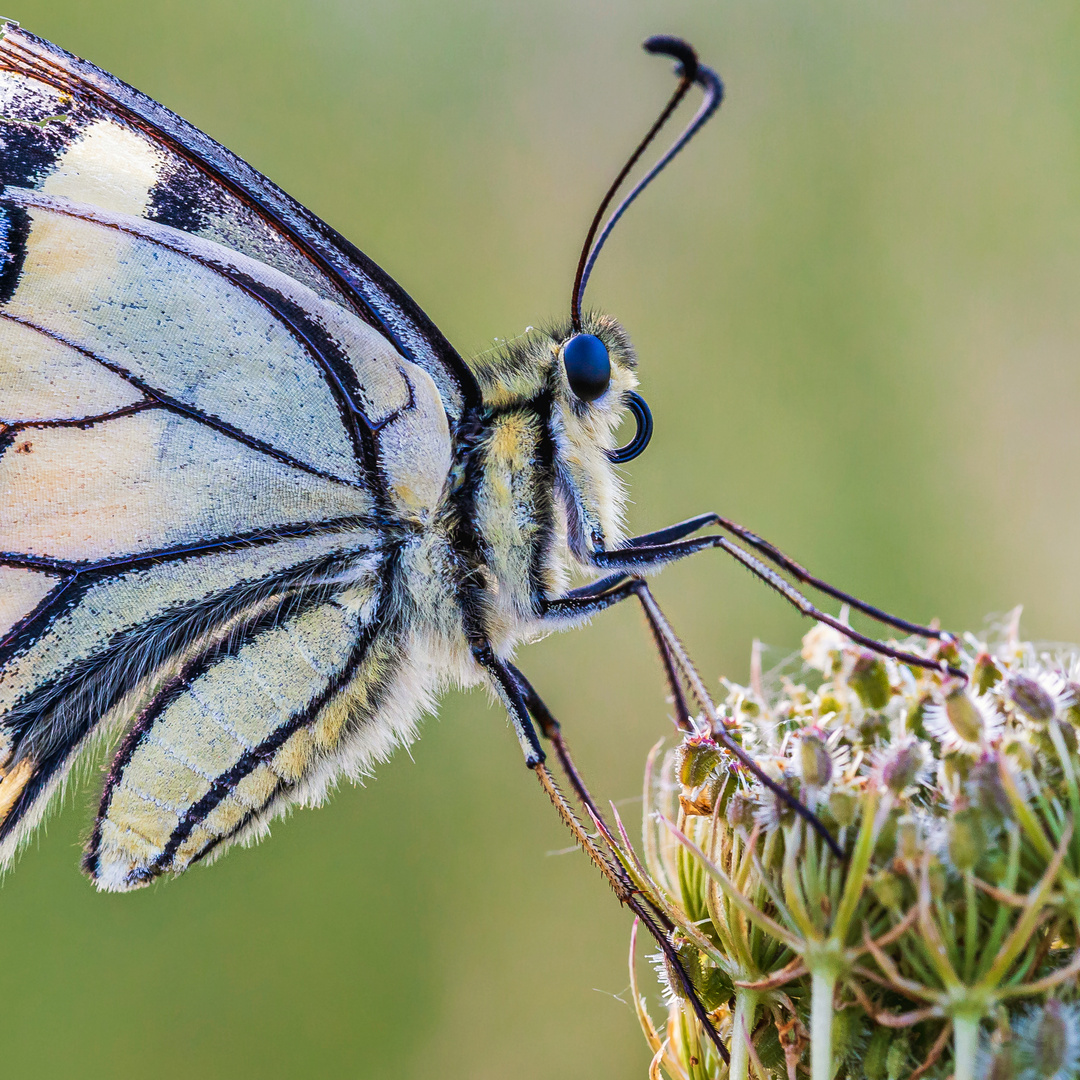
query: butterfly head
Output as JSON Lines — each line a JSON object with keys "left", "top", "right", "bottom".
{"left": 465, "top": 38, "right": 722, "bottom": 574}
{"left": 467, "top": 314, "right": 642, "bottom": 569}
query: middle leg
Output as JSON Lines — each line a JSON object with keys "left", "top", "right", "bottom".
{"left": 541, "top": 578, "right": 844, "bottom": 860}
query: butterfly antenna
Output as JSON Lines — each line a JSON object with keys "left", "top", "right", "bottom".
{"left": 570, "top": 36, "right": 724, "bottom": 332}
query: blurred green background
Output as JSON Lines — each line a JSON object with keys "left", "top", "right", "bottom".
{"left": 3, "top": 1, "right": 1080, "bottom": 1077}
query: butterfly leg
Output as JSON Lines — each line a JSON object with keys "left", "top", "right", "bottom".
{"left": 542, "top": 577, "right": 844, "bottom": 860}
{"left": 621, "top": 512, "right": 954, "bottom": 642}
{"left": 587, "top": 522, "right": 965, "bottom": 679}
{"left": 503, "top": 657, "right": 731, "bottom": 1067}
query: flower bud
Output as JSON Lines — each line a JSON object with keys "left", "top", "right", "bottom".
{"left": 947, "top": 806, "right": 985, "bottom": 872}
{"left": 849, "top": 652, "right": 892, "bottom": 709}
{"left": 725, "top": 791, "right": 756, "bottom": 832}
{"left": 1068, "top": 683, "right": 1080, "bottom": 726}
{"left": 967, "top": 755, "right": 1011, "bottom": 820}
{"left": 945, "top": 688, "right": 986, "bottom": 744}
{"left": 885, "top": 1038, "right": 911, "bottom": 1080}
{"left": 1015, "top": 1000, "right": 1080, "bottom": 1080}
{"left": 905, "top": 696, "right": 930, "bottom": 739}
{"left": 817, "top": 691, "right": 843, "bottom": 719}
{"left": 880, "top": 739, "right": 928, "bottom": 796}
{"left": 980, "top": 1044, "right": 1020, "bottom": 1080}
{"left": 974, "top": 652, "right": 1003, "bottom": 695}
{"left": 1006, "top": 674, "right": 1057, "bottom": 721}
{"left": 829, "top": 789, "right": 858, "bottom": 827}
{"left": 797, "top": 731, "right": 833, "bottom": 789}
{"left": 897, "top": 814, "right": 921, "bottom": 862}
{"left": 870, "top": 868, "right": 903, "bottom": 910}
{"left": 864, "top": 1026, "right": 891, "bottom": 1080}
{"left": 676, "top": 735, "right": 721, "bottom": 788}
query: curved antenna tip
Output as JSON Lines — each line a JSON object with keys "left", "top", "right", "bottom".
{"left": 642, "top": 35, "right": 699, "bottom": 79}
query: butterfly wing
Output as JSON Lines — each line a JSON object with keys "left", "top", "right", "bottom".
{"left": 0, "top": 22, "right": 480, "bottom": 424}
{"left": 0, "top": 24, "right": 458, "bottom": 885}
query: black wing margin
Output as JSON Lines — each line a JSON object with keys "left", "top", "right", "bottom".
{"left": 0, "top": 21, "right": 481, "bottom": 425}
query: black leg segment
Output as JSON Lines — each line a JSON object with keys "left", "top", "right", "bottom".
{"left": 472, "top": 643, "right": 546, "bottom": 768}
{"left": 589, "top": 525, "right": 965, "bottom": 680}
{"left": 622, "top": 511, "right": 955, "bottom": 643}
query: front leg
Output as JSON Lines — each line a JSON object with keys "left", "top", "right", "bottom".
{"left": 613, "top": 512, "right": 955, "bottom": 642}
{"left": 587, "top": 515, "right": 965, "bottom": 679}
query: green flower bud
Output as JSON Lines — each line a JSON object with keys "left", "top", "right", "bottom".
{"left": 858, "top": 712, "right": 890, "bottom": 745}
{"left": 897, "top": 814, "right": 921, "bottom": 862}
{"left": 946, "top": 688, "right": 986, "bottom": 744}
{"left": 797, "top": 730, "right": 833, "bottom": 789}
{"left": 850, "top": 652, "right": 892, "bottom": 709}
{"left": 873, "top": 808, "right": 899, "bottom": 861}
{"left": 947, "top": 806, "right": 986, "bottom": 872}
{"left": 676, "top": 735, "right": 721, "bottom": 788}
{"left": 906, "top": 696, "right": 930, "bottom": 739}
{"left": 974, "top": 652, "right": 1004, "bottom": 695}
{"left": 870, "top": 868, "right": 904, "bottom": 910}
{"left": 817, "top": 691, "right": 843, "bottom": 719}
{"left": 1067, "top": 682, "right": 1080, "bottom": 726}
{"left": 708, "top": 769, "right": 736, "bottom": 819}
{"left": 884, "top": 1036, "right": 910, "bottom": 1080}
{"left": 864, "top": 1026, "right": 891, "bottom": 1080}
{"left": 940, "top": 752, "right": 972, "bottom": 792}
{"left": 829, "top": 789, "right": 858, "bottom": 827}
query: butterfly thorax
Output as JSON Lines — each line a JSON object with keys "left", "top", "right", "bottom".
{"left": 454, "top": 315, "right": 638, "bottom": 653}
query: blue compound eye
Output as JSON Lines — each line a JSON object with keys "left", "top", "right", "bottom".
{"left": 562, "top": 334, "right": 611, "bottom": 401}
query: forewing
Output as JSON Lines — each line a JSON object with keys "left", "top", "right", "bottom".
{"left": 0, "top": 21, "right": 480, "bottom": 424}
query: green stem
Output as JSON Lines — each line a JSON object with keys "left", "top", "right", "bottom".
{"left": 729, "top": 988, "right": 759, "bottom": 1080}
{"left": 953, "top": 1014, "right": 980, "bottom": 1080}
{"left": 963, "top": 871, "right": 978, "bottom": 982}
{"left": 811, "top": 969, "right": 836, "bottom": 1080}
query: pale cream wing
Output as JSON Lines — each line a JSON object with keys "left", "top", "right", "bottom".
{"left": 83, "top": 577, "right": 400, "bottom": 892}
{"left": 0, "top": 23, "right": 480, "bottom": 425}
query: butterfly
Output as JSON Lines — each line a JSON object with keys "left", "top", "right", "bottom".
{"left": 0, "top": 22, "right": 964, "bottom": 1056}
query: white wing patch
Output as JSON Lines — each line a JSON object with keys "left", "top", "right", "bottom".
{"left": 41, "top": 118, "right": 162, "bottom": 216}
{"left": 4, "top": 203, "right": 363, "bottom": 482}
{"left": 0, "top": 409, "right": 373, "bottom": 563}
{"left": 0, "top": 566, "right": 58, "bottom": 639}
{"left": 0, "top": 316, "right": 143, "bottom": 422}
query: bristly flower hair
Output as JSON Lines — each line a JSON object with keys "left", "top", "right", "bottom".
{"left": 1013, "top": 1000, "right": 1080, "bottom": 1080}
{"left": 923, "top": 685, "right": 1004, "bottom": 755}
{"left": 1003, "top": 671, "right": 1076, "bottom": 723}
